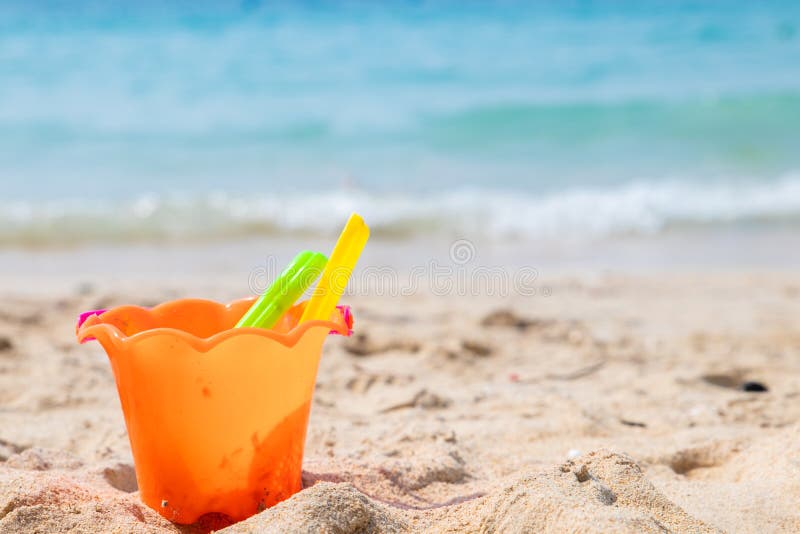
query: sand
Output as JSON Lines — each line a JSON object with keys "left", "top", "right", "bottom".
{"left": 1, "top": 249, "right": 799, "bottom": 532}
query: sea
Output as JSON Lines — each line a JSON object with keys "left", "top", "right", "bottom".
{"left": 1, "top": 0, "right": 799, "bottom": 246}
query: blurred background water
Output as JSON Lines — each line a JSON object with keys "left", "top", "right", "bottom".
{"left": 1, "top": 0, "right": 799, "bottom": 246}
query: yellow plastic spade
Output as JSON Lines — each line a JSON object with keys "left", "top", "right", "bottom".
{"left": 300, "top": 213, "right": 369, "bottom": 323}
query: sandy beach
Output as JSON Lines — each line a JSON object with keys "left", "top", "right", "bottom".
{"left": 3, "top": 1, "right": 800, "bottom": 531}
{"left": 1, "top": 240, "right": 798, "bottom": 533}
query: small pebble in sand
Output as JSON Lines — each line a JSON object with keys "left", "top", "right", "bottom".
{"left": 0, "top": 336, "right": 13, "bottom": 352}
{"left": 740, "top": 381, "right": 768, "bottom": 393}
{"left": 567, "top": 449, "right": 581, "bottom": 459}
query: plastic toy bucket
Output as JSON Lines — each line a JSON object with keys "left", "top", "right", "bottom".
{"left": 75, "top": 297, "right": 352, "bottom": 524}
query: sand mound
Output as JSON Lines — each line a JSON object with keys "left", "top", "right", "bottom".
{"left": 224, "top": 483, "right": 408, "bottom": 534}
{"left": 0, "top": 449, "right": 178, "bottom": 533}
{"left": 1, "top": 447, "right": 717, "bottom": 534}
{"left": 225, "top": 449, "right": 715, "bottom": 533}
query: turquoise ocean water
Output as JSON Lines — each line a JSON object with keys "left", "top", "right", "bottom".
{"left": 1, "top": 1, "right": 799, "bottom": 245}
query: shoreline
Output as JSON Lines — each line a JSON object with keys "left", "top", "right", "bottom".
{"left": 1, "top": 226, "right": 798, "bottom": 297}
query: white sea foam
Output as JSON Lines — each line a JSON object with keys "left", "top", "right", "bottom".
{"left": 2, "top": 176, "right": 800, "bottom": 247}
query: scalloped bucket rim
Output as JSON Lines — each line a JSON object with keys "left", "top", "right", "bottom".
{"left": 76, "top": 297, "right": 353, "bottom": 353}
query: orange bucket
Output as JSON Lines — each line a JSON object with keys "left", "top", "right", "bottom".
{"left": 76, "top": 297, "right": 352, "bottom": 524}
